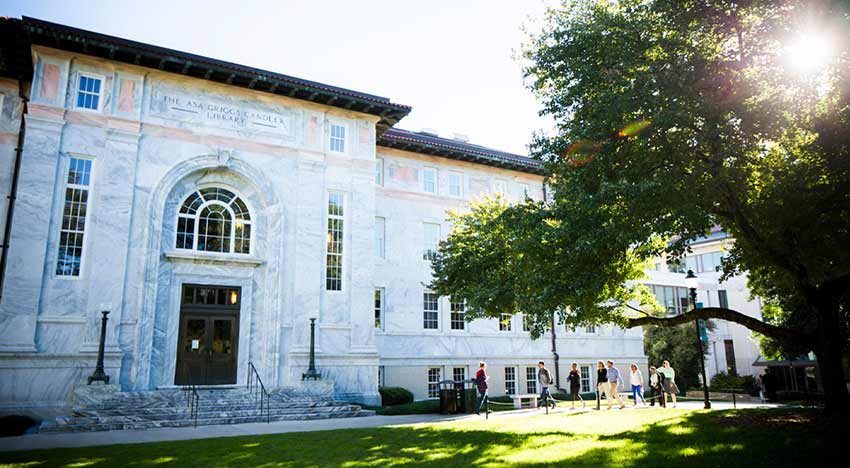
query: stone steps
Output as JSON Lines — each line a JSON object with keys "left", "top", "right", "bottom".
{"left": 40, "top": 408, "right": 372, "bottom": 433}
{"left": 57, "top": 404, "right": 363, "bottom": 423}
{"left": 40, "top": 385, "right": 371, "bottom": 433}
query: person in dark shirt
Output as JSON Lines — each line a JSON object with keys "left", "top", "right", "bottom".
{"left": 474, "top": 361, "right": 490, "bottom": 415}
{"left": 596, "top": 360, "right": 608, "bottom": 409}
{"left": 567, "top": 362, "right": 585, "bottom": 409}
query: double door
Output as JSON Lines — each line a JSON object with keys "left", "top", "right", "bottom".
{"left": 175, "top": 284, "right": 241, "bottom": 386}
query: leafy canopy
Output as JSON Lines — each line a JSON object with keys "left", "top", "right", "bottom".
{"left": 431, "top": 0, "right": 850, "bottom": 349}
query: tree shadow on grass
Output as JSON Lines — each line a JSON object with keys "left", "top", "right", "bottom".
{"left": 0, "top": 409, "right": 837, "bottom": 468}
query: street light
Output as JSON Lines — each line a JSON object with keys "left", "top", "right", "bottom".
{"left": 685, "top": 269, "right": 711, "bottom": 409}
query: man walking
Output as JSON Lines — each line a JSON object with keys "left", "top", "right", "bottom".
{"left": 537, "top": 361, "right": 556, "bottom": 409}
{"left": 475, "top": 361, "right": 490, "bottom": 415}
{"left": 605, "top": 360, "right": 626, "bottom": 409}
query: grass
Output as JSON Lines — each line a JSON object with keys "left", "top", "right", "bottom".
{"left": 0, "top": 408, "right": 838, "bottom": 467}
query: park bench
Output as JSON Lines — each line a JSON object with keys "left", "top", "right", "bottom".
{"left": 509, "top": 393, "right": 539, "bottom": 408}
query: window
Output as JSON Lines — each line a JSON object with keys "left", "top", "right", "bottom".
{"left": 526, "top": 367, "right": 538, "bottom": 394}
{"left": 518, "top": 184, "right": 530, "bottom": 200}
{"left": 499, "top": 313, "right": 512, "bottom": 332}
{"left": 375, "top": 158, "right": 384, "bottom": 185}
{"left": 718, "top": 290, "right": 729, "bottom": 309}
{"left": 326, "top": 191, "right": 344, "bottom": 290}
{"left": 75, "top": 74, "right": 102, "bottom": 111}
{"left": 450, "top": 298, "right": 465, "bottom": 330}
{"left": 176, "top": 187, "right": 252, "bottom": 255}
{"left": 580, "top": 365, "right": 591, "bottom": 392}
{"left": 585, "top": 325, "right": 596, "bottom": 334}
{"left": 448, "top": 172, "right": 462, "bottom": 197}
{"left": 668, "top": 251, "right": 728, "bottom": 274}
{"left": 648, "top": 285, "right": 690, "bottom": 315}
{"left": 453, "top": 367, "right": 467, "bottom": 382}
{"left": 504, "top": 367, "right": 516, "bottom": 395}
{"left": 423, "top": 292, "right": 439, "bottom": 329}
{"left": 724, "top": 340, "right": 737, "bottom": 376}
{"left": 374, "top": 288, "right": 384, "bottom": 330}
{"left": 493, "top": 180, "right": 507, "bottom": 195}
{"left": 375, "top": 217, "right": 385, "bottom": 259}
{"left": 427, "top": 367, "right": 441, "bottom": 397}
{"left": 329, "top": 124, "right": 346, "bottom": 152}
{"left": 378, "top": 366, "right": 385, "bottom": 387}
{"left": 422, "top": 167, "right": 437, "bottom": 194}
{"left": 423, "top": 223, "right": 440, "bottom": 261}
{"left": 56, "top": 157, "right": 93, "bottom": 276}
{"left": 522, "top": 314, "right": 532, "bottom": 332}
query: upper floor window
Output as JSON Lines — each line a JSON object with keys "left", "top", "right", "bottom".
{"left": 330, "top": 124, "right": 346, "bottom": 153}
{"left": 499, "top": 313, "right": 512, "bottom": 331}
{"left": 76, "top": 74, "right": 103, "bottom": 111}
{"left": 448, "top": 172, "right": 462, "bottom": 197}
{"left": 176, "top": 187, "right": 252, "bottom": 255}
{"left": 493, "top": 180, "right": 507, "bottom": 195}
{"left": 374, "top": 288, "right": 385, "bottom": 330}
{"left": 450, "top": 298, "right": 465, "bottom": 330}
{"left": 518, "top": 184, "right": 530, "bottom": 200}
{"left": 375, "top": 158, "right": 384, "bottom": 185}
{"left": 56, "top": 157, "right": 93, "bottom": 277}
{"left": 423, "top": 223, "right": 440, "bottom": 261}
{"left": 422, "top": 167, "right": 437, "bottom": 194}
{"left": 423, "top": 292, "right": 439, "bottom": 329}
{"left": 648, "top": 284, "right": 690, "bottom": 315}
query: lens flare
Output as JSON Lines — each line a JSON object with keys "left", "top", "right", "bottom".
{"left": 617, "top": 119, "right": 651, "bottom": 138}
{"left": 784, "top": 32, "right": 835, "bottom": 76}
{"left": 564, "top": 139, "right": 600, "bottom": 167}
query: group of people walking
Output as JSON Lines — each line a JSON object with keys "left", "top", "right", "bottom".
{"left": 473, "top": 359, "right": 680, "bottom": 415}
{"left": 597, "top": 360, "right": 680, "bottom": 409}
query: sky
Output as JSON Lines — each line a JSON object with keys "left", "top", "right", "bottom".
{"left": 2, "top": 0, "right": 557, "bottom": 155}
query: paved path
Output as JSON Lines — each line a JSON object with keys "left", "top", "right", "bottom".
{"left": 0, "top": 414, "right": 464, "bottom": 452}
{"left": 0, "top": 400, "right": 787, "bottom": 452}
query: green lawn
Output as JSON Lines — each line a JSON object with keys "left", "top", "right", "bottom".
{"left": 0, "top": 408, "right": 836, "bottom": 467}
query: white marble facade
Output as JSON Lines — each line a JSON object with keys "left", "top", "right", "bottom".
{"left": 0, "top": 44, "right": 647, "bottom": 409}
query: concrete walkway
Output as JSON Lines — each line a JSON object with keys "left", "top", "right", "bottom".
{"left": 0, "top": 414, "right": 464, "bottom": 452}
{"left": 0, "top": 400, "right": 787, "bottom": 452}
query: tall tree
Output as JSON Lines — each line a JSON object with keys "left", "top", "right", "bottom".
{"left": 431, "top": 0, "right": 850, "bottom": 411}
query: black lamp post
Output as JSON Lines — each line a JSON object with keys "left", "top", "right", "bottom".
{"left": 87, "top": 310, "right": 110, "bottom": 385}
{"left": 685, "top": 270, "right": 711, "bottom": 409}
{"left": 302, "top": 318, "right": 321, "bottom": 381}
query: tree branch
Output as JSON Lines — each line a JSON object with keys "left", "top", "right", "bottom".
{"left": 626, "top": 306, "right": 804, "bottom": 345}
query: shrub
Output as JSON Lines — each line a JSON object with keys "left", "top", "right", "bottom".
{"left": 379, "top": 386, "right": 414, "bottom": 406}
{"left": 710, "top": 372, "right": 760, "bottom": 396}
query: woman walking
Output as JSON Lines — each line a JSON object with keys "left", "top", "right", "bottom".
{"left": 659, "top": 360, "right": 679, "bottom": 407}
{"left": 629, "top": 363, "right": 645, "bottom": 406}
{"left": 595, "top": 361, "right": 607, "bottom": 409}
{"left": 475, "top": 361, "right": 490, "bottom": 415}
{"left": 567, "top": 362, "right": 585, "bottom": 409}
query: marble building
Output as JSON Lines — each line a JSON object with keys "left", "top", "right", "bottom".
{"left": 0, "top": 17, "right": 651, "bottom": 411}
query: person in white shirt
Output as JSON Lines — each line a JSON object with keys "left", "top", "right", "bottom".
{"left": 629, "top": 363, "right": 646, "bottom": 406}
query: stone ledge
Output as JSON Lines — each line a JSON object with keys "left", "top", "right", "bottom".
{"left": 163, "top": 250, "right": 265, "bottom": 266}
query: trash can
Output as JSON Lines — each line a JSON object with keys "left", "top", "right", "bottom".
{"left": 438, "top": 380, "right": 457, "bottom": 414}
{"left": 462, "top": 379, "right": 478, "bottom": 413}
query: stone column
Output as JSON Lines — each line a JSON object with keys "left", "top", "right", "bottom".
{"left": 0, "top": 113, "right": 65, "bottom": 352}
{"left": 81, "top": 126, "right": 141, "bottom": 354}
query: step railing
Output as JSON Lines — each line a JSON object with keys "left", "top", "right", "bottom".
{"left": 247, "top": 361, "right": 270, "bottom": 423}
{"left": 180, "top": 361, "right": 200, "bottom": 427}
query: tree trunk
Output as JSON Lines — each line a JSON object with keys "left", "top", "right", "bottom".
{"left": 814, "top": 305, "right": 850, "bottom": 414}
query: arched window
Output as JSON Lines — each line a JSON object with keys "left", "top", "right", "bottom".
{"left": 176, "top": 187, "right": 251, "bottom": 254}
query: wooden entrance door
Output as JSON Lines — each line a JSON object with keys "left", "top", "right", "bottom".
{"left": 175, "top": 284, "right": 241, "bottom": 385}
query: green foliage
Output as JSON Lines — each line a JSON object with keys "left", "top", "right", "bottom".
{"left": 431, "top": 0, "right": 850, "bottom": 407}
{"left": 710, "top": 372, "right": 760, "bottom": 396}
{"left": 644, "top": 322, "right": 713, "bottom": 393}
{"left": 378, "top": 386, "right": 414, "bottom": 406}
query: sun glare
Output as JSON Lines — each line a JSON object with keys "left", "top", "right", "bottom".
{"left": 784, "top": 32, "right": 835, "bottom": 76}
